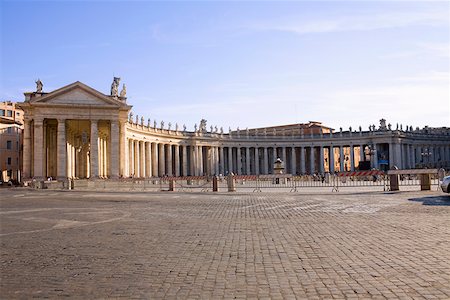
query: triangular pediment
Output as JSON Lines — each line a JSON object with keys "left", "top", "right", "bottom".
{"left": 31, "top": 81, "right": 126, "bottom": 107}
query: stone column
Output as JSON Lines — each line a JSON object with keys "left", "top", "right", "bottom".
{"left": 290, "top": 147, "right": 296, "bottom": 175}
{"left": 167, "top": 144, "right": 173, "bottom": 176}
{"left": 33, "top": 118, "right": 44, "bottom": 179}
{"left": 339, "top": 146, "right": 344, "bottom": 172}
{"left": 56, "top": 119, "right": 66, "bottom": 180}
{"left": 255, "top": 147, "right": 260, "bottom": 175}
{"left": 245, "top": 147, "right": 250, "bottom": 175}
{"left": 310, "top": 146, "right": 315, "bottom": 174}
{"left": 360, "top": 145, "right": 365, "bottom": 163}
{"left": 174, "top": 144, "right": 180, "bottom": 177}
{"left": 140, "top": 141, "right": 145, "bottom": 177}
{"left": 282, "top": 147, "right": 286, "bottom": 167}
{"left": 219, "top": 147, "right": 225, "bottom": 175}
{"left": 90, "top": 120, "right": 99, "bottom": 179}
{"left": 373, "top": 144, "right": 378, "bottom": 169}
{"left": 182, "top": 145, "right": 188, "bottom": 176}
{"left": 300, "top": 147, "right": 306, "bottom": 174}
{"left": 214, "top": 147, "right": 220, "bottom": 175}
{"left": 189, "top": 145, "right": 198, "bottom": 176}
{"left": 152, "top": 143, "right": 158, "bottom": 177}
{"left": 135, "top": 140, "right": 140, "bottom": 177}
{"left": 228, "top": 147, "right": 233, "bottom": 174}
{"left": 159, "top": 143, "right": 165, "bottom": 176}
{"left": 119, "top": 121, "right": 127, "bottom": 177}
{"left": 393, "top": 142, "right": 402, "bottom": 168}
{"left": 110, "top": 121, "right": 119, "bottom": 179}
{"left": 319, "top": 146, "right": 324, "bottom": 174}
{"left": 329, "top": 146, "right": 335, "bottom": 173}
{"left": 410, "top": 145, "right": 415, "bottom": 168}
{"left": 263, "top": 147, "right": 268, "bottom": 174}
{"left": 350, "top": 145, "right": 355, "bottom": 171}
{"left": 22, "top": 119, "right": 32, "bottom": 179}
{"left": 198, "top": 146, "right": 203, "bottom": 176}
{"left": 146, "top": 142, "right": 152, "bottom": 177}
{"left": 237, "top": 147, "right": 242, "bottom": 175}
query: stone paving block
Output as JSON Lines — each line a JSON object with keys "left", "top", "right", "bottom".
{"left": 1, "top": 189, "right": 449, "bottom": 299}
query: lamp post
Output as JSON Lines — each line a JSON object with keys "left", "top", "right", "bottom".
{"left": 421, "top": 148, "right": 432, "bottom": 168}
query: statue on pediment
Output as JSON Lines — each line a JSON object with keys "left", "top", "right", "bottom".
{"left": 111, "top": 77, "right": 120, "bottom": 96}
{"left": 379, "top": 118, "right": 387, "bottom": 130}
{"left": 199, "top": 119, "right": 207, "bottom": 133}
{"left": 120, "top": 84, "right": 127, "bottom": 97}
{"left": 35, "top": 79, "right": 43, "bottom": 93}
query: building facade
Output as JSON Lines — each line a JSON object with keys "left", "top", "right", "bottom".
{"left": 0, "top": 101, "right": 24, "bottom": 182}
{"left": 17, "top": 80, "right": 450, "bottom": 181}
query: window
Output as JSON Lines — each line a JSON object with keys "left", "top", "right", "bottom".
{"left": 6, "top": 110, "right": 12, "bottom": 117}
{"left": 7, "top": 157, "right": 12, "bottom": 165}
{"left": 0, "top": 109, "right": 5, "bottom": 116}
{"left": 7, "top": 127, "right": 12, "bottom": 134}
{"left": 6, "top": 140, "right": 12, "bottom": 149}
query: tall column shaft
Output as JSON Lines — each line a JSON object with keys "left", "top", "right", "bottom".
{"left": 228, "top": 147, "right": 233, "bottom": 174}
{"left": 310, "top": 146, "right": 315, "bottom": 174}
{"left": 245, "top": 147, "right": 250, "bottom": 175}
{"left": 146, "top": 142, "right": 152, "bottom": 177}
{"left": 159, "top": 143, "right": 165, "bottom": 176}
{"left": 237, "top": 147, "right": 242, "bottom": 175}
{"left": 263, "top": 147, "right": 268, "bottom": 174}
{"left": 174, "top": 145, "right": 180, "bottom": 177}
{"left": 167, "top": 144, "right": 173, "bottom": 176}
{"left": 319, "top": 146, "right": 324, "bottom": 174}
{"left": 182, "top": 145, "right": 188, "bottom": 176}
{"left": 110, "top": 121, "right": 119, "bottom": 178}
{"left": 90, "top": 120, "right": 99, "bottom": 178}
{"left": 57, "top": 119, "right": 66, "bottom": 180}
{"left": 300, "top": 147, "right": 306, "bottom": 174}
{"left": 152, "top": 143, "right": 158, "bottom": 176}
{"left": 290, "top": 147, "right": 296, "bottom": 175}
{"left": 23, "top": 119, "right": 32, "bottom": 179}
{"left": 350, "top": 145, "right": 355, "bottom": 171}
{"left": 255, "top": 148, "right": 260, "bottom": 175}
{"left": 339, "top": 146, "right": 344, "bottom": 172}
{"left": 329, "top": 146, "right": 335, "bottom": 173}
{"left": 119, "top": 121, "right": 127, "bottom": 177}
{"left": 198, "top": 146, "right": 203, "bottom": 175}
{"left": 33, "top": 118, "right": 44, "bottom": 179}
{"left": 219, "top": 147, "right": 225, "bottom": 175}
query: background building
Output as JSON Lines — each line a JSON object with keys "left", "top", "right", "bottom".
{"left": 16, "top": 80, "right": 450, "bottom": 182}
{"left": 0, "top": 101, "right": 24, "bottom": 182}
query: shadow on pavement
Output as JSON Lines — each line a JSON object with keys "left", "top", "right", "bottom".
{"left": 408, "top": 195, "right": 450, "bottom": 206}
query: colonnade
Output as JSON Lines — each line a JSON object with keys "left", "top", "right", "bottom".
{"left": 23, "top": 118, "right": 119, "bottom": 180}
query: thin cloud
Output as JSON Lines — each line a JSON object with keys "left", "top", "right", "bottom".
{"left": 245, "top": 10, "right": 448, "bottom": 35}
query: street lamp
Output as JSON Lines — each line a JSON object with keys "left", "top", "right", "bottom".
{"left": 421, "top": 148, "right": 432, "bottom": 168}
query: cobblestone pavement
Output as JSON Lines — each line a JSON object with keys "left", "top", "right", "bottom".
{"left": 1, "top": 189, "right": 449, "bottom": 299}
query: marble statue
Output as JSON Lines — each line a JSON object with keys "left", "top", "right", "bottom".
{"left": 220, "top": 127, "right": 223, "bottom": 134}
{"left": 141, "top": 116, "right": 144, "bottom": 126}
{"left": 379, "top": 119, "right": 387, "bottom": 130}
{"left": 129, "top": 112, "right": 133, "bottom": 122}
{"left": 35, "top": 79, "right": 43, "bottom": 93}
{"left": 120, "top": 84, "right": 127, "bottom": 97}
{"left": 135, "top": 115, "right": 139, "bottom": 124}
{"left": 111, "top": 77, "right": 120, "bottom": 96}
{"left": 147, "top": 118, "right": 151, "bottom": 127}
{"left": 168, "top": 122, "right": 172, "bottom": 130}
{"left": 154, "top": 120, "right": 157, "bottom": 128}
{"left": 199, "top": 119, "right": 207, "bottom": 133}
{"left": 161, "top": 121, "right": 164, "bottom": 130}
{"left": 194, "top": 124, "right": 198, "bottom": 132}
{"left": 175, "top": 123, "right": 179, "bottom": 131}
{"left": 183, "top": 124, "right": 186, "bottom": 132}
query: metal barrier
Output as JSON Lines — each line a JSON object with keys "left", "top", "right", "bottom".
{"left": 166, "top": 176, "right": 214, "bottom": 192}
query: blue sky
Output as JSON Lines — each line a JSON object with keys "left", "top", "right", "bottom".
{"left": 1, "top": 1, "right": 449, "bottom": 131}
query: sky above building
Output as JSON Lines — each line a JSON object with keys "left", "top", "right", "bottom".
{"left": 1, "top": 0, "right": 449, "bottom": 131}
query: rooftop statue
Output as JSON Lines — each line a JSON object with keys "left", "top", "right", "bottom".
{"left": 199, "top": 119, "right": 207, "bottom": 133}
{"left": 120, "top": 84, "right": 127, "bottom": 97}
{"left": 111, "top": 77, "right": 120, "bottom": 96}
{"left": 35, "top": 79, "right": 43, "bottom": 93}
